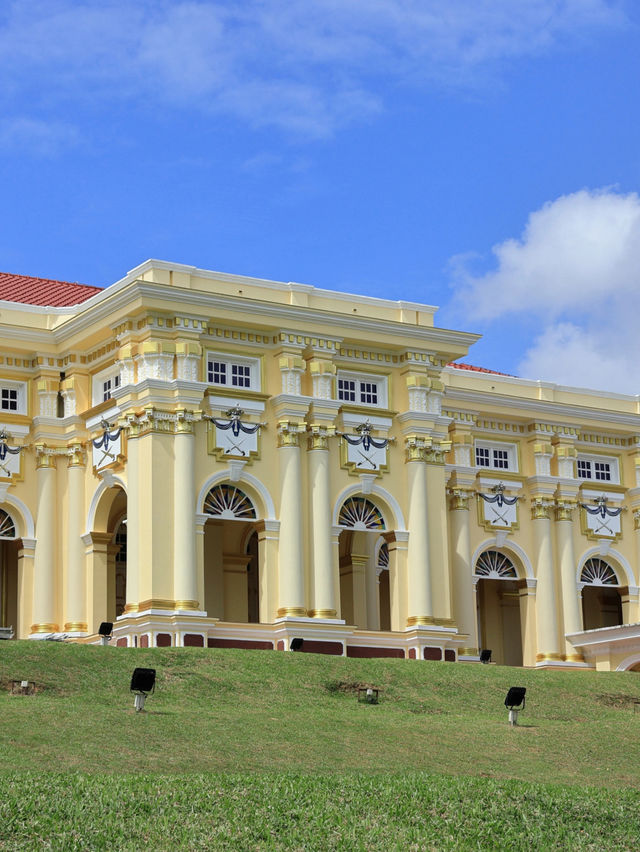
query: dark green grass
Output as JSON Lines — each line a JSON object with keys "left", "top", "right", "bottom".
{"left": 1, "top": 642, "right": 640, "bottom": 849}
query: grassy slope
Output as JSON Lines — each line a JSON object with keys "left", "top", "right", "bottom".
{"left": 1, "top": 642, "right": 640, "bottom": 850}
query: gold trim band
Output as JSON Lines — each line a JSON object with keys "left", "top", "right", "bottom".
{"left": 536, "top": 652, "right": 564, "bottom": 662}
{"left": 565, "top": 653, "right": 585, "bottom": 663}
{"left": 458, "top": 647, "right": 479, "bottom": 656}
{"left": 123, "top": 604, "right": 139, "bottom": 614}
{"left": 174, "top": 600, "right": 200, "bottom": 611}
{"left": 136, "top": 599, "right": 176, "bottom": 611}
{"left": 64, "top": 622, "right": 88, "bottom": 632}
{"left": 31, "top": 623, "right": 59, "bottom": 633}
{"left": 277, "top": 607, "right": 307, "bottom": 617}
{"left": 308, "top": 609, "right": 337, "bottom": 619}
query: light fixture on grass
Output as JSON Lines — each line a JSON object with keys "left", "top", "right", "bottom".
{"left": 130, "top": 667, "right": 156, "bottom": 712}
{"left": 290, "top": 638, "right": 304, "bottom": 651}
{"left": 98, "top": 622, "right": 113, "bottom": 646}
{"left": 504, "top": 686, "right": 526, "bottom": 726}
{"left": 480, "top": 649, "right": 492, "bottom": 664}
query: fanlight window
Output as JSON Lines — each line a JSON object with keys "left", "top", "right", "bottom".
{"left": 204, "top": 484, "right": 256, "bottom": 520}
{"left": 0, "top": 509, "right": 16, "bottom": 539}
{"left": 580, "top": 558, "right": 618, "bottom": 586}
{"left": 377, "top": 541, "right": 389, "bottom": 570}
{"left": 338, "top": 497, "right": 385, "bottom": 530}
{"left": 474, "top": 550, "right": 517, "bottom": 579}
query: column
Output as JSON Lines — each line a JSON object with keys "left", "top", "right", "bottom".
{"left": 173, "top": 411, "right": 199, "bottom": 610}
{"left": 31, "top": 446, "right": 58, "bottom": 633}
{"left": 276, "top": 422, "right": 306, "bottom": 617}
{"left": 85, "top": 532, "right": 112, "bottom": 633}
{"left": 64, "top": 444, "right": 88, "bottom": 633}
{"left": 365, "top": 536, "right": 380, "bottom": 631}
{"left": 449, "top": 488, "right": 478, "bottom": 655}
{"left": 123, "top": 419, "right": 140, "bottom": 612}
{"left": 531, "top": 497, "right": 562, "bottom": 663}
{"left": 405, "top": 438, "right": 432, "bottom": 625}
{"left": 425, "top": 445, "right": 453, "bottom": 621}
{"left": 555, "top": 501, "right": 583, "bottom": 661}
{"left": 17, "top": 538, "right": 35, "bottom": 639}
{"left": 307, "top": 427, "right": 337, "bottom": 618}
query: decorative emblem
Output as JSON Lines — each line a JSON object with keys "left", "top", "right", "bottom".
{"left": 580, "top": 495, "right": 624, "bottom": 539}
{"left": 478, "top": 482, "right": 519, "bottom": 529}
{"left": 210, "top": 405, "right": 265, "bottom": 459}
{"left": 92, "top": 419, "right": 123, "bottom": 471}
{"left": 0, "top": 429, "right": 23, "bottom": 480}
{"left": 339, "top": 421, "right": 392, "bottom": 472}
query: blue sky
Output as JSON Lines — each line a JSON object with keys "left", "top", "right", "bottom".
{"left": 1, "top": 1, "right": 639, "bottom": 391}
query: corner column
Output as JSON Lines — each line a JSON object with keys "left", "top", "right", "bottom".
{"left": 404, "top": 437, "right": 432, "bottom": 625}
{"left": 307, "top": 417, "right": 339, "bottom": 619}
{"left": 531, "top": 497, "right": 562, "bottom": 663}
{"left": 448, "top": 485, "right": 478, "bottom": 655}
{"left": 276, "top": 420, "right": 307, "bottom": 617}
{"left": 31, "top": 446, "right": 58, "bottom": 633}
{"left": 173, "top": 410, "right": 199, "bottom": 610}
{"left": 555, "top": 500, "right": 584, "bottom": 661}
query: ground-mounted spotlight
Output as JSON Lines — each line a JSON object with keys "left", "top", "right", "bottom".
{"left": 358, "top": 686, "right": 380, "bottom": 705}
{"left": 290, "top": 638, "right": 304, "bottom": 651}
{"left": 504, "top": 686, "right": 526, "bottom": 726}
{"left": 480, "top": 649, "right": 492, "bottom": 664}
{"left": 98, "top": 622, "right": 113, "bottom": 646}
{"left": 130, "top": 667, "right": 156, "bottom": 712}
{"left": 0, "top": 626, "right": 14, "bottom": 640}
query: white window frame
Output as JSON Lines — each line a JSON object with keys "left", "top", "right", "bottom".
{"left": 92, "top": 364, "right": 122, "bottom": 407}
{"left": 336, "top": 370, "right": 388, "bottom": 408}
{"left": 0, "top": 380, "right": 27, "bottom": 415}
{"left": 474, "top": 440, "right": 518, "bottom": 473}
{"left": 206, "top": 352, "right": 261, "bottom": 392}
{"left": 576, "top": 453, "right": 619, "bottom": 484}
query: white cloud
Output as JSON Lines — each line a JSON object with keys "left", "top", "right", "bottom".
{"left": 0, "top": 0, "right": 626, "bottom": 137}
{"left": 0, "top": 116, "right": 81, "bottom": 155}
{"left": 450, "top": 188, "right": 640, "bottom": 394}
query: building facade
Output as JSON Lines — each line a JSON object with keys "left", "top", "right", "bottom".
{"left": 1, "top": 259, "right": 640, "bottom": 671}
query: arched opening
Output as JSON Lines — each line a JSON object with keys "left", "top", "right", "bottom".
{"left": 113, "top": 517, "right": 127, "bottom": 618}
{"left": 203, "top": 483, "right": 260, "bottom": 623}
{"left": 580, "top": 557, "right": 623, "bottom": 630}
{"left": 474, "top": 549, "right": 523, "bottom": 667}
{"left": 89, "top": 484, "right": 127, "bottom": 628}
{"left": 0, "top": 508, "right": 18, "bottom": 637}
{"left": 338, "top": 496, "right": 387, "bottom": 630}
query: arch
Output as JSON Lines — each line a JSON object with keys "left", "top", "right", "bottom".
{"left": 616, "top": 653, "right": 640, "bottom": 672}
{"left": 332, "top": 482, "right": 406, "bottom": 531}
{"left": 474, "top": 550, "right": 518, "bottom": 579}
{"left": 471, "top": 538, "right": 534, "bottom": 581}
{"left": 580, "top": 557, "right": 619, "bottom": 586}
{"left": 0, "top": 494, "right": 35, "bottom": 539}
{"left": 577, "top": 547, "right": 635, "bottom": 588}
{"left": 203, "top": 484, "right": 256, "bottom": 520}
{"left": 338, "top": 496, "right": 385, "bottom": 530}
{"left": 197, "top": 469, "right": 275, "bottom": 520}
{"left": 85, "top": 476, "right": 127, "bottom": 535}
{"left": 0, "top": 508, "right": 17, "bottom": 539}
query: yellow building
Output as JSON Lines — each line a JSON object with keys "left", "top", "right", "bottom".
{"left": 1, "top": 259, "right": 639, "bottom": 671}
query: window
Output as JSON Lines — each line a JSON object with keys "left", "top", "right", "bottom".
{"left": 577, "top": 454, "right": 618, "bottom": 484}
{"left": 91, "top": 365, "right": 122, "bottom": 407}
{"left": 0, "top": 381, "right": 26, "bottom": 415}
{"left": 474, "top": 441, "right": 517, "bottom": 472}
{"left": 336, "top": 371, "right": 387, "bottom": 407}
{"left": 207, "top": 353, "right": 260, "bottom": 391}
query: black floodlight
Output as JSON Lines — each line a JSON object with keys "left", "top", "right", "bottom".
{"left": 98, "top": 622, "right": 113, "bottom": 645}
{"left": 130, "top": 667, "right": 156, "bottom": 712}
{"left": 505, "top": 686, "right": 526, "bottom": 726}
{"left": 480, "top": 649, "right": 492, "bottom": 664}
{"left": 290, "top": 638, "right": 304, "bottom": 651}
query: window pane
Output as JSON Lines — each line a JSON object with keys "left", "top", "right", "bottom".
{"left": 577, "top": 459, "right": 591, "bottom": 479}
{"left": 338, "top": 379, "right": 356, "bottom": 402}
{"left": 359, "top": 381, "right": 378, "bottom": 405}
{"left": 208, "top": 361, "right": 227, "bottom": 384}
{"left": 231, "top": 364, "right": 251, "bottom": 388}
{"left": 0, "top": 388, "right": 17, "bottom": 411}
{"left": 476, "top": 447, "right": 490, "bottom": 467}
{"left": 493, "top": 449, "right": 509, "bottom": 469}
{"left": 102, "top": 380, "right": 112, "bottom": 402}
{"left": 594, "top": 462, "right": 611, "bottom": 481}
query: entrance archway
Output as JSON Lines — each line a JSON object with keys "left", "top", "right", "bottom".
{"left": 474, "top": 549, "right": 524, "bottom": 666}
{"left": 202, "top": 483, "right": 260, "bottom": 623}
{"left": 338, "top": 496, "right": 388, "bottom": 630}
{"left": 0, "top": 508, "right": 18, "bottom": 637}
{"left": 88, "top": 484, "right": 127, "bottom": 628}
{"left": 580, "top": 557, "right": 623, "bottom": 630}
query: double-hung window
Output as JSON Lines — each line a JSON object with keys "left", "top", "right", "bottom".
{"left": 336, "top": 371, "right": 387, "bottom": 408}
{"left": 0, "top": 381, "right": 26, "bottom": 415}
{"left": 207, "top": 353, "right": 259, "bottom": 391}
{"left": 92, "top": 365, "right": 122, "bottom": 407}
{"left": 474, "top": 441, "right": 516, "bottom": 472}
{"left": 577, "top": 454, "right": 618, "bottom": 484}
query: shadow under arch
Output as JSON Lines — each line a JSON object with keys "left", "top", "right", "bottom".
{"left": 85, "top": 478, "right": 128, "bottom": 629}
{"left": 0, "top": 502, "right": 23, "bottom": 637}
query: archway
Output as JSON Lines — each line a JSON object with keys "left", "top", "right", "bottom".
{"left": 202, "top": 483, "right": 260, "bottom": 623}
{"left": 338, "top": 496, "right": 388, "bottom": 630}
{"left": 88, "top": 484, "right": 127, "bottom": 628}
{"left": 474, "top": 549, "right": 524, "bottom": 666}
{"left": 0, "top": 508, "right": 18, "bottom": 637}
{"left": 580, "top": 557, "right": 623, "bottom": 630}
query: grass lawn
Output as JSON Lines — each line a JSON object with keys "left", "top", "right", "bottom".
{"left": 1, "top": 642, "right": 640, "bottom": 849}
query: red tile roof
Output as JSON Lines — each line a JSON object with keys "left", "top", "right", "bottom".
{"left": 0, "top": 272, "right": 103, "bottom": 307}
{"left": 449, "top": 362, "right": 515, "bottom": 377}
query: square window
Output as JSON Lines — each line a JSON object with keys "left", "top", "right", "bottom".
{"left": 577, "top": 459, "right": 591, "bottom": 479}
{"left": 0, "top": 388, "right": 17, "bottom": 411}
{"left": 208, "top": 361, "right": 227, "bottom": 385}
{"left": 359, "top": 381, "right": 378, "bottom": 405}
{"left": 231, "top": 364, "right": 251, "bottom": 388}
{"left": 594, "top": 462, "right": 611, "bottom": 481}
{"left": 492, "top": 449, "right": 509, "bottom": 470}
{"left": 338, "top": 379, "right": 356, "bottom": 402}
{"left": 476, "top": 447, "right": 490, "bottom": 467}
